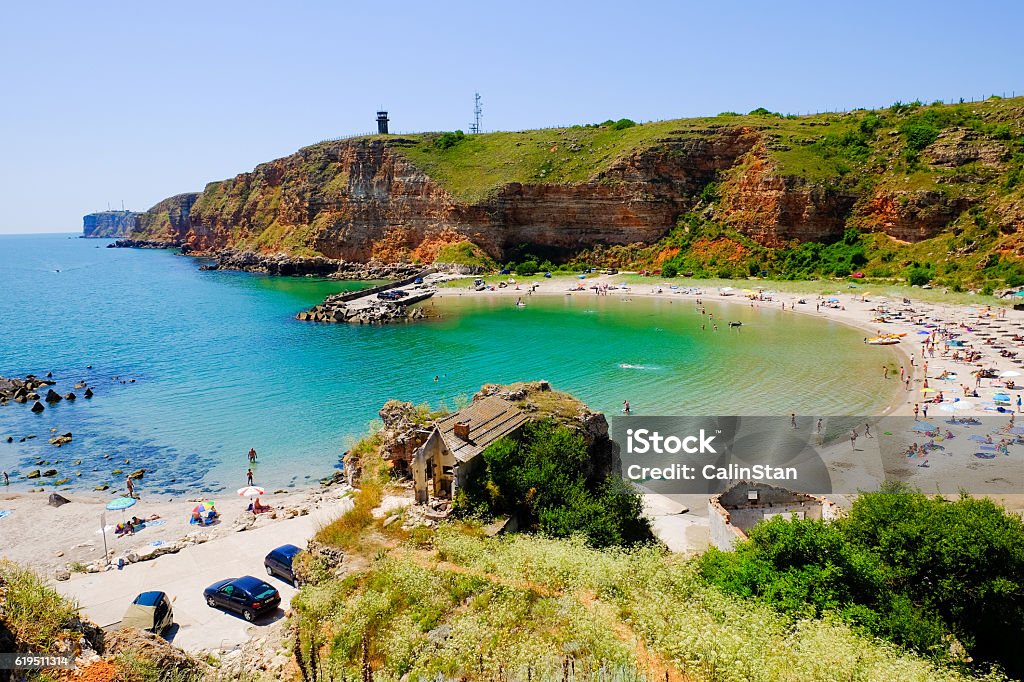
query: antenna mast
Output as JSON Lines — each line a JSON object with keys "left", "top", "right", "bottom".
{"left": 470, "top": 92, "right": 482, "bottom": 134}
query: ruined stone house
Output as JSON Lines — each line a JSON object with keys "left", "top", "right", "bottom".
{"left": 708, "top": 481, "right": 839, "bottom": 550}
{"left": 411, "top": 395, "right": 530, "bottom": 504}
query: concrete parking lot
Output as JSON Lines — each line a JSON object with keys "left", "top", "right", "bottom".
{"left": 55, "top": 497, "right": 351, "bottom": 652}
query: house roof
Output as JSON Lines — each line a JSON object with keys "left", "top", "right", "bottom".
{"left": 436, "top": 395, "right": 529, "bottom": 463}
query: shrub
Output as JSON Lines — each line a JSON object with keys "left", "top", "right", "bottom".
{"left": 433, "top": 130, "right": 466, "bottom": 150}
{"left": 660, "top": 262, "right": 679, "bottom": 278}
{"left": 612, "top": 118, "right": 636, "bottom": 130}
{"left": 906, "top": 266, "right": 932, "bottom": 286}
{"left": 902, "top": 121, "right": 940, "bottom": 152}
{"left": 514, "top": 260, "right": 539, "bottom": 276}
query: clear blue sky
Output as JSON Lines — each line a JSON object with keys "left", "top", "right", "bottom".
{"left": 2, "top": 0, "right": 1021, "bottom": 233}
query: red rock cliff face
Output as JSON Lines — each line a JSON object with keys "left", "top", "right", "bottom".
{"left": 142, "top": 131, "right": 767, "bottom": 260}
{"left": 135, "top": 125, "right": 982, "bottom": 261}
{"left": 718, "top": 147, "right": 857, "bottom": 247}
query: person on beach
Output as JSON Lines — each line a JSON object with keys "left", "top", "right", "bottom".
{"left": 900, "top": 366, "right": 905, "bottom": 381}
{"left": 850, "top": 428, "right": 858, "bottom": 450}
{"left": 791, "top": 413, "right": 797, "bottom": 429}
{"left": 623, "top": 400, "right": 631, "bottom": 415}
{"left": 883, "top": 366, "right": 889, "bottom": 380}
{"left": 1017, "top": 394, "right": 1022, "bottom": 413}
{"left": 248, "top": 447, "right": 258, "bottom": 463}
{"left": 864, "top": 422, "right": 872, "bottom": 438}
{"left": 126, "top": 475, "right": 134, "bottom": 498}
{"left": 922, "top": 404, "right": 929, "bottom": 419}
{"left": 246, "top": 469, "right": 254, "bottom": 486}
{"left": 2, "top": 470, "right": 8, "bottom": 486}
{"left": 914, "top": 403, "right": 920, "bottom": 420}
{"left": 816, "top": 418, "right": 823, "bottom": 435}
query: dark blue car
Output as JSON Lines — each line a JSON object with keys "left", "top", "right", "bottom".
{"left": 203, "top": 576, "right": 280, "bottom": 622}
{"left": 264, "top": 544, "right": 302, "bottom": 585}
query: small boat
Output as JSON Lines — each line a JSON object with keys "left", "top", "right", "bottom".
{"left": 867, "top": 337, "right": 900, "bottom": 345}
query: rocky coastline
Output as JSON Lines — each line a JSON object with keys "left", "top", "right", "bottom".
{"left": 196, "top": 248, "right": 424, "bottom": 280}
{"left": 107, "top": 238, "right": 182, "bottom": 250}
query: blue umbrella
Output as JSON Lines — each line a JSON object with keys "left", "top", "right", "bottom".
{"left": 106, "top": 496, "right": 136, "bottom": 511}
{"left": 994, "top": 393, "right": 1011, "bottom": 402}
{"left": 916, "top": 330, "right": 930, "bottom": 335}
{"left": 912, "top": 421, "right": 937, "bottom": 432}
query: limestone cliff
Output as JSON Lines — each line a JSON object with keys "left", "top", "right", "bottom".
{"left": 82, "top": 210, "right": 140, "bottom": 238}
{"left": 115, "top": 97, "right": 1024, "bottom": 266}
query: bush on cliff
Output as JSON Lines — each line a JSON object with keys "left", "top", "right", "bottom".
{"left": 433, "top": 130, "right": 466, "bottom": 150}
{"left": 700, "top": 484, "right": 1024, "bottom": 675}
{"left": 454, "top": 420, "right": 650, "bottom": 547}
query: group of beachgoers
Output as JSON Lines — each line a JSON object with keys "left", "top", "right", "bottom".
{"left": 115, "top": 513, "right": 161, "bottom": 536}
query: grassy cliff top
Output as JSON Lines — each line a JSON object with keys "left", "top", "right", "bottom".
{"left": 305, "top": 96, "right": 1024, "bottom": 203}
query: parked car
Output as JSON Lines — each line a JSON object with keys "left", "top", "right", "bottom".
{"left": 377, "top": 291, "right": 401, "bottom": 301}
{"left": 602, "top": 268, "right": 618, "bottom": 275}
{"left": 264, "top": 544, "right": 303, "bottom": 584}
{"left": 203, "top": 576, "right": 280, "bottom": 622}
{"left": 122, "top": 591, "right": 174, "bottom": 634}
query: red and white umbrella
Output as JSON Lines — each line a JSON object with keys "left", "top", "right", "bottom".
{"left": 237, "top": 486, "right": 265, "bottom": 498}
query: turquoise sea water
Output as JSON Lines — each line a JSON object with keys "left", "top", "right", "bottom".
{"left": 0, "top": 234, "right": 898, "bottom": 495}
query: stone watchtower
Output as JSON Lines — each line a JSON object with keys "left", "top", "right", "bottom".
{"left": 376, "top": 111, "right": 389, "bottom": 135}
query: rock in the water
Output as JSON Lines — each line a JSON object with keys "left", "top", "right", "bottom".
{"left": 45, "top": 389, "right": 62, "bottom": 403}
{"left": 94, "top": 484, "right": 109, "bottom": 491}
{"left": 48, "top": 492, "right": 71, "bottom": 507}
{"left": 84, "top": 387, "right": 94, "bottom": 398}
{"left": 26, "top": 469, "right": 41, "bottom": 479}
{"left": 30, "top": 401, "right": 45, "bottom": 413}
{"left": 41, "top": 469, "right": 57, "bottom": 477}
{"left": 64, "top": 392, "right": 76, "bottom": 401}
{"left": 128, "top": 469, "right": 145, "bottom": 479}
{"left": 49, "top": 433, "right": 72, "bottom": 447}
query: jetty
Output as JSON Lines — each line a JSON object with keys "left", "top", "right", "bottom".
{"left": 296, "top": 269, "right": 437, "bottom": 324}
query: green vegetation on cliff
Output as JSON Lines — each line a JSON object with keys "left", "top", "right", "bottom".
{"left": 701, "top": 484, "right": 1024, "bottom": 677}
{"left": 293, "top": 519, "right": 1005, "bottom": 682}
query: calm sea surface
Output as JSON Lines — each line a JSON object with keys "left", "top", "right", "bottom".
{"left": 0, "top": 234, "right": 898, "bottom": 495}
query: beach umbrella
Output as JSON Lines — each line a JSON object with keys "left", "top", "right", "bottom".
{"left": 994, "top": 393, "right": 1011, "bottom": 402}
{"left": 106, "top": 496, "right": 136, "bottom": 512}
{"left": 999, "top": 370, "right": 1021, "bottom": 378}
{"left": 921, "top": 388, "right": 937, "bottom": 394}
{"left": 105, "top": 496, "right": 136, "bottom": 525}
{"left": 916, "top": 330, "right": 930, "bottom": 335}
{"left": 191, "top": 501, "right": 215, "bottom": 515}
{"left": 237, "top": 486, "right": 265, "bottom": 498}
{"left": 912, "top": 422, "right": 937, "bottom": 432}
{"left": 938, "top": 400, "right": 975, "bottom": 413}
